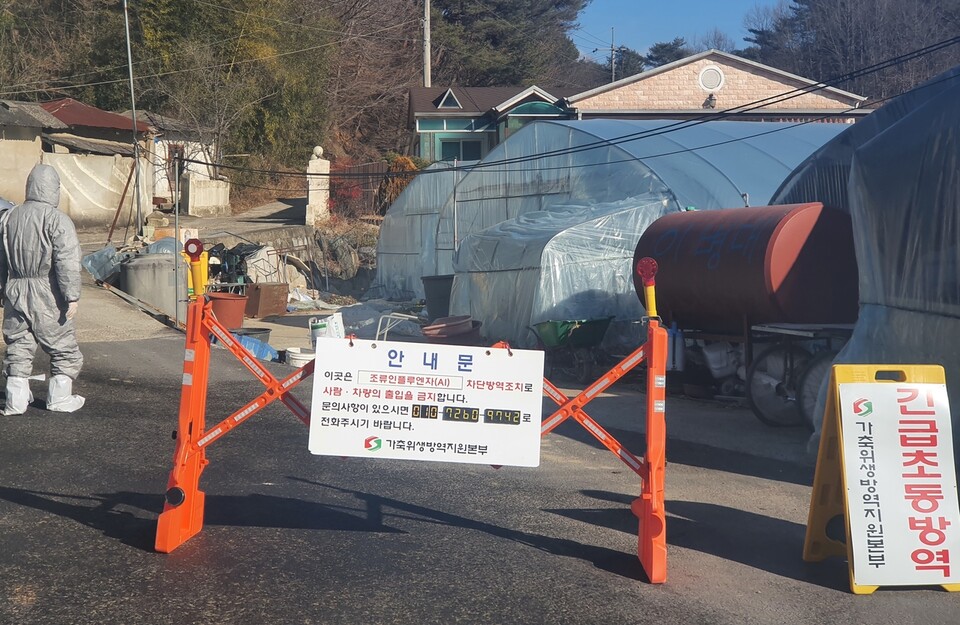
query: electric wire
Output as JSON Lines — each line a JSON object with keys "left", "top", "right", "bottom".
{"left": 183, "top": 65, "right": 960, "bottom": 191}
{"left": 0, "top": 19, "right": 420, "bottom": 97}
{"left": 177, "top": 37, "right": 960, "bottom": 182}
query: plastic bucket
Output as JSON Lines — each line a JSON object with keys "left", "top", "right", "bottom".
{"left": 207, "top": 292, "right": 247, "bottom": 330}
{"left": 421, "top": 274, "right": 454, "bottom": 322}
{"left": 286, "top": 347, "right": 316, "bottom": 368}
{"left": 232, "top": 327, "right": 271, "bottom": 344}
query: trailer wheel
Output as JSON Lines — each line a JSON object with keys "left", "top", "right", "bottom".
{"left": 747, "top": 343, "right": 811, "bottom": 427}
{"left": 797, "top": 350, "right": 838, "bottom": 432}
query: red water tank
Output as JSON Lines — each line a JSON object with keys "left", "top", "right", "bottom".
{"left": 633, "top": 203, "right": 859, "bottom": 332}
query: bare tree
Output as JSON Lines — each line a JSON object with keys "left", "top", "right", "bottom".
{"left": 692, "top": 28, "right": 737, "bottom": 53}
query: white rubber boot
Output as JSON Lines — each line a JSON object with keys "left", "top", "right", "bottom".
{"left": 46, "top": 374, "right": 85, "bottom": 413}
{"left": 4, "top": 377, "right": 33, "bottom": 415}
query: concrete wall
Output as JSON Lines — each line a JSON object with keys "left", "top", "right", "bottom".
{"left": 181, "top": 174, "right": 230, "bottom": 217}
{"left": 149, "top": 137, "right": 213, "bottom": 203}
{"left": 43, "top": 152, "right": 152, "bottom": 229}
{"left": 0, "top": 126, "right": 43, "bottom": 203}
{"left": 575, "top": 57, "right": 859, "bottom": 113}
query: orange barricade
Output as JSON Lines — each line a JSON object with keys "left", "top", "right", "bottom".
{"left": 537, "top": 256, "right": 669, "bottom": 583}
{"left": 155, "top": 241, "right": 315, "bottom": 553}
{"left": 156, "top": 243, "right": 669, "bottom": 579}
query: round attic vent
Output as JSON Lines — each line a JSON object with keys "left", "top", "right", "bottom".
{"left": 698, "top": 66, "right": 725, "bottom": 91}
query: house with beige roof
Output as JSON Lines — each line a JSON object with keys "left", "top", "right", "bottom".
{"left": 566, "top": 49, "right": 868, "bottom": 122}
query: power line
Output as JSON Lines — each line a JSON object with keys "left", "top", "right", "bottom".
{"left": 192, "top": 0, "right": 420, "bottom": 42}
{"left": 0, "top": 19, "right": 420, "bottom": 98}
{"left": 463, "top": 34, "right": 960, "bottom": 171}
{"left": 180, "top": 50, "right": 960, "bottom": 183}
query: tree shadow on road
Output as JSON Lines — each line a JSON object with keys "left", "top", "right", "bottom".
{"left": 548, "top": 419, "right": 814, "bottom": 486}
{"left": 0, "top": 486, "right": 402, "bottom": 554}
{"left": 547, "top": 489, "right": 848, "bottom": 591}
{"left": 290, "top": 477, "right": 646, "bottom": 581}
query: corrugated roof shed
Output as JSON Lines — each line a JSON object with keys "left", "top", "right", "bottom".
{"left": 0, "top": 100, "right": 67, "bottom": 129}
{"left": 41, "top": 98, "right": 150, "bottom": 133}
{"left": 43, "top": 132, "right": 135, "bottom": 156}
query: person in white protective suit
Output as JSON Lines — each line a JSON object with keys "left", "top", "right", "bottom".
{"left": 0, "top": 163, "right": 84, "bottom": 414}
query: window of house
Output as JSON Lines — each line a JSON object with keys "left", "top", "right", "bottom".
{"left": 438, "top": 89, "right": 462, "bottom": 109}
{"left": 440, "top": 139, "right": 482, "bottom": 161}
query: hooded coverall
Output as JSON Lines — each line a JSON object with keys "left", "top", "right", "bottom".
{"left": 0, "top": 164, "right": 83, "bottom": 380}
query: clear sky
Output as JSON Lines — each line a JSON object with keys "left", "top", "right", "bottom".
{"left": 574, "top": 0, "right": 783, "bottom": 61}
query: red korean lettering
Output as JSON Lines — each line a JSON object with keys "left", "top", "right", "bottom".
{"left": 908, "top": 516, "right": 951, "bottom": 546}
{"left": 911, "top": 548, "right": 951, "bottom": 576}
{"left": 904, "top": 483, "right": 944, "bottom": 513}
{"left": 897, "top": 389, "right": 937, "bottom": 416}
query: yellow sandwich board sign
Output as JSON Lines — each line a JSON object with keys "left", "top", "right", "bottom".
{"left": 804, "top": 364, "right": 960, "bottom": 594}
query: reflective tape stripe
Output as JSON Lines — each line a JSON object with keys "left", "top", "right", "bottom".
{"left": 182, "top": 373, "right": 193, "bottom": 386}
{"left": 234, "top": 402, "right": 260, "bottom": 422}
{"left": 544, "top": 386, "right": 565, "bottom": 402}
{"left": 654, "top": 400, "right": 665, "bottom": 414}
{"left": 618, "top": 449, "right": 642, "bottom": 471}
{"left": 242, "top": 356, "right": 266, "bottom": 379}
{"left": 197, "top": 428, "right": 222, "bottom": 447}
{"left": 654, "top": 375, "right": 666, "bottom": 388}
{"left": 541, "top": 414, "right": 565, "bottom": 432}
{"left": 184, "top": 349, "right": 195, "bottom": 362}
{"left": 282, "top": 372, "right": 304, "bottom": 389}
{"left": 622, "top": 349, "right": 645, "bottom": 370}
{"left": 584, "top": 419, "right": 607, "bottom": 442}
{"left": 585, "top": 377, "right": 611, "bottom": 399}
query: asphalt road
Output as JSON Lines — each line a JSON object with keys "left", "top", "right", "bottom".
{"left": 0, "top": 286, "right": 958, "bottom": 624}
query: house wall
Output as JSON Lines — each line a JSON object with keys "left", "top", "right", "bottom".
{"left": 418, "top": 130, "right": 496, "bottom": 161}
{"left": 43, "top": 152, "right": 152, "bottom": 229}
{"left": 574, "top": 58, "right": 859, "bottom": 112}
{"left": 0, "top": 125, "right": 43, "bottom": 202}
{"left": 149, "top": 136, "right": 213, "bottom": 203}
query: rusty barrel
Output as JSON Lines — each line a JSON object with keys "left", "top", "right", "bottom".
{"left": 633, "top": 203, "right": 859, "bottom": 333}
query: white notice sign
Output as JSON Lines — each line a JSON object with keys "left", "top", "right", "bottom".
{"left": 839, "top": 382, "right": 960, "bottom": 586}
{"left": 309, "top": 339, "right": 544, "bottom": 467}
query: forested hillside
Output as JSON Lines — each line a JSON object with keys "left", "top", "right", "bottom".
{"left": 1, "top": 0, "right": 958, "bottom": 171}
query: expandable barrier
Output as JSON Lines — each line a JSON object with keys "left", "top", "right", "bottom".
{"left": 156, "top": 242, "right": 669, "bottom": 584}
{"left": 537, "top": 256, "right": 669, "bottom": 583}
{"left": 155, "top": 240, "right": 315, "bottom": 553}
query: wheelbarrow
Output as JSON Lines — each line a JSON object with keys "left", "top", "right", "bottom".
{"left": 530, "top": 317, "right": 614, "bottom": 383}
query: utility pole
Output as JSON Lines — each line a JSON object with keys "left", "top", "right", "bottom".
{"left": 596, "top": 28, "right": 616, "bottom": 83}
{"left": 423, "top": 0, "right": 432, "bottom": 87}
{"left": 122, "top": 0, "right": 143, "bottom": 236}
{"left": 610, "top": 27, "right": 616, "bottom": 83}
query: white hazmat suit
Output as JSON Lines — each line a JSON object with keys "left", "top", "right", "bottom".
{"left": 0, "top": 164, "right": 84, "bottom": 414}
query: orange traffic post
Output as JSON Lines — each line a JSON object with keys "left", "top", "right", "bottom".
{"left": 155, "top": 294, "right": 211, "bottom": 552}
{"left": 155, "top": 240, "right": 315, "bottom": 553}
{"left": 535, "top": 256, "right": 669, "bottom": 583}
{"left": 632, "top": 257, "right": 668, "bottom": 583}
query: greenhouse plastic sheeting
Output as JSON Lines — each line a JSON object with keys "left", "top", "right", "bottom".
{"left": 771, "top": 66, "right": 960, "bottom": 455}
{"left": 374, "top": 119, "right": 845, "bottom": 300}
{"left": 450, "top": 194, "right": 672, "bottom": 349}
{"left": 374, "top": 160, "right": 475, "bottom": 299}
